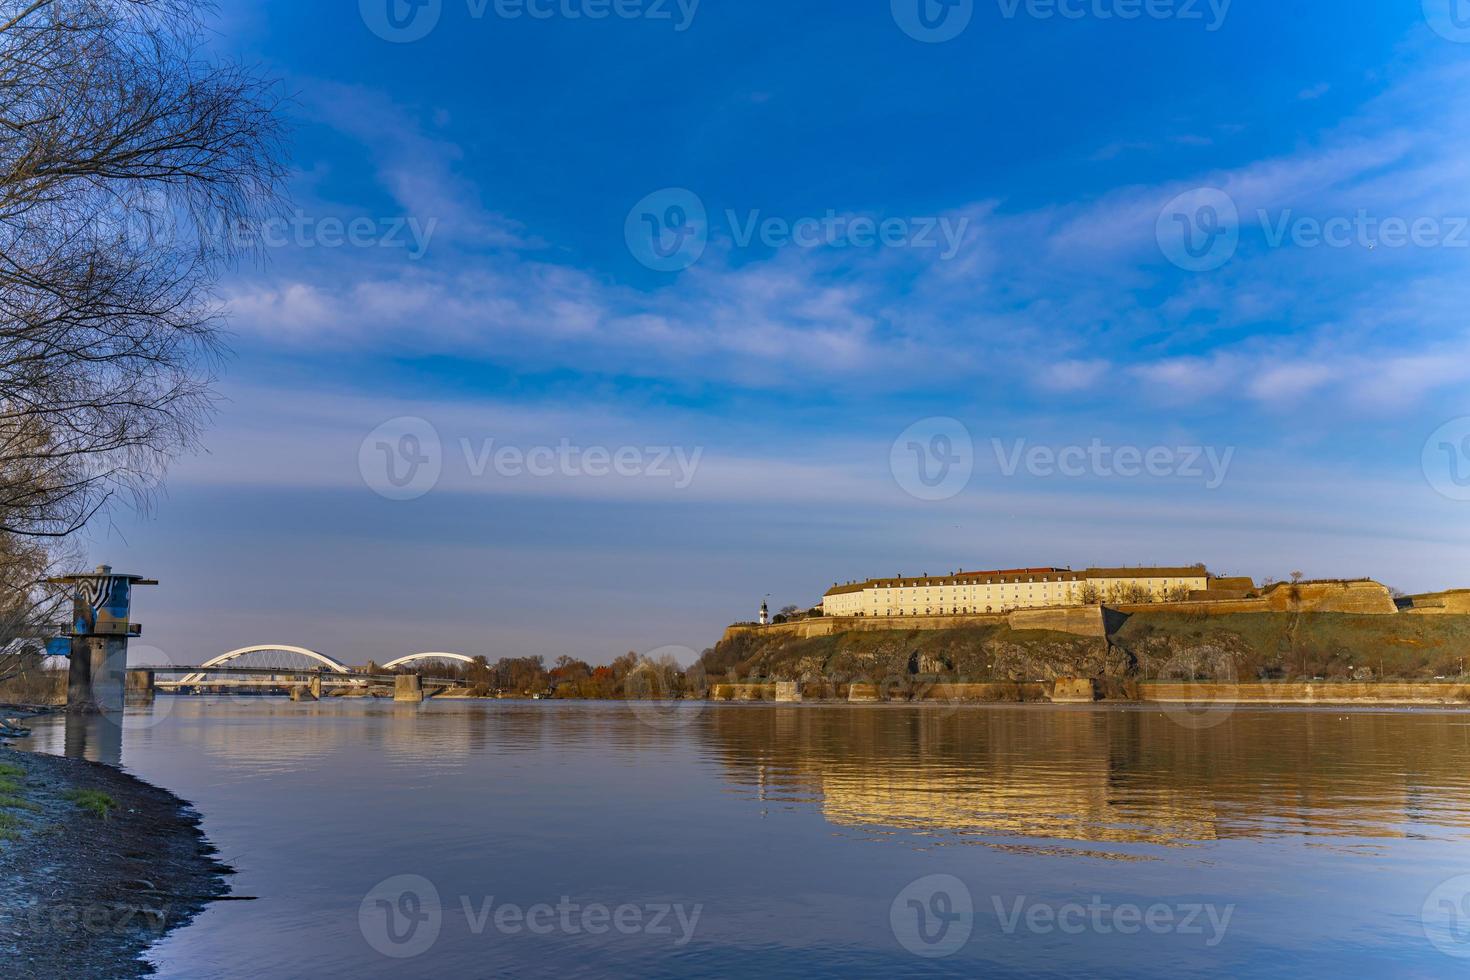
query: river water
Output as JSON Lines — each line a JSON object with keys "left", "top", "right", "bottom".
{"left": 17, "top": 699, "right": 1470, "bottom": 977}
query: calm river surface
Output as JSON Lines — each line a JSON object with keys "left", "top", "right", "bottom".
{"left": 18, "top": 700, "right": 1470, "bottom": 977}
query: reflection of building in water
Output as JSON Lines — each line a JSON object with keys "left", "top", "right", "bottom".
{"left": 703, "top": 707, "right": 1470, "bottom": 853}
{"left": 817, "top": 767, "right": 1221, "bottom": 846}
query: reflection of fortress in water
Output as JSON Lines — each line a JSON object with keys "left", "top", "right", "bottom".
{"left": 705, "top": 707, "right": 1470, "bottom": 853}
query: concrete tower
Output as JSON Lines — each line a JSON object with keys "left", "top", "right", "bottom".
{"left": 48, "top": 565, "right": 156, "bottom": 714}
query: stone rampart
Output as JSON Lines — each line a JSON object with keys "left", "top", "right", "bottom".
{"left": 1402, "top": 590, "right": 1470, "bottom": 615}
{"left": 1140, "top": 681, "right": 1470, "bottom": 704}
{"left": 1113, "top": 581, "right": 1397, "bottom": 617}
{"left": 1008, "top": 606, "right": 1107, "bottom": 637}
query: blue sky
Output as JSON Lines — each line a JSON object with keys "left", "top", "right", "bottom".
{"left": 89, "top": 0, "right": 1470, "bottom": 666}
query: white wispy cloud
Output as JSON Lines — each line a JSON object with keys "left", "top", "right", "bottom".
{"left": 221, "top": 49, "right": 1470, "bottom": 420}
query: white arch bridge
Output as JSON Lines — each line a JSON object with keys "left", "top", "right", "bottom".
{"left": 138, "top": 646, "right": 477, "bottom": 699}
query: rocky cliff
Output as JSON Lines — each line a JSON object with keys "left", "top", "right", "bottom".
{"left": 700, "top": 609, "right": 1470, "bottom": 684}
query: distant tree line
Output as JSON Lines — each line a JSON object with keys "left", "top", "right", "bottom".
{"left": 374, "top": 651, "right": 706, "bottom": 700}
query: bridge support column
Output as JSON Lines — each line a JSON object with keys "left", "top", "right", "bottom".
{"left": 395, "top": 674, "right": 424, "bottom": 703}
{"left": 69, "top": 637, "right": 127, "bottom": 715}
{"left": 310, "top": 675, "right": 323, "bottom": 700}
{"left": 290, "top": 684, "right": 318, "bottom": 703}
{"left": 125, "top": 669, "right": 155, "bottom": 705}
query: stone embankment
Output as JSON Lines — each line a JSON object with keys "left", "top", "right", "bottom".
{"left": 708, "top": 678, "right": 1470, "bottom": 705}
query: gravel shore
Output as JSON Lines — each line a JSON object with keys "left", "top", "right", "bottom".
{"left": 0, "top": 745, "right": 231, "bottom": 978}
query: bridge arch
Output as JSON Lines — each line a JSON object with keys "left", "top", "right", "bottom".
{"left": 381, "top": 652, "right": 477, "bottom": 671}
{"left": 201, "top": 645, "right": 351, "bottom": 673}
{"left": 177, "top": 645, "right": 352, "bottom": 685}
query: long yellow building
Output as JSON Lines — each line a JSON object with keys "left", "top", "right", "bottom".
{"left": 822, "top": 566, "right": 1214, "bottom": 617}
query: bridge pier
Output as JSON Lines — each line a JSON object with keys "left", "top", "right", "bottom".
{"left": 68, "top": 637, "right": 128, "bottom": 715}
{"left": 395, "top": 674, "right": 424, "bottom": 703}
{"left": 125, "top": 669, "right": 155, "bottom": 705}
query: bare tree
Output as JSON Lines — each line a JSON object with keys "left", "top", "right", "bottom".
{"left": 0, "top": 530, "right": 67, "bottom": 687}
{"left": 0, "top": 0, "right": 286, "bottom": 548}
{"left": 1163, "top": 584, "right": 1193, "bottom": 603}
{"left": 0, "top": 1, "right": 285, "bottom": 682}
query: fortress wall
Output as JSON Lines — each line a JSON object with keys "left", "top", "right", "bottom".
{"left": 709, "top": 683, "right": 779, "bottom": 701}
{"left": 1403, "top": 590, "right": 1470, "bottom": 615}
{"left": 1008, "top": 606, "right": 1107, "bottom": 637}
{"left": 1051, "top": 677, "right": 1100, "bottom": 702}
{"left": 708, "top": 681, "right": 1054, "bottom": 703}
{"left": 722, "top": 619, "right": 838, "bottom": 642}
{"left": 728, "top": 609, "right": 1101, "bottom": 640}
{"left": 1259, "top": 581, "right": 1398, "bottom": 614}
{"left": 1140, "top": 681, "right": 1470, "bottom": 704}
{"left": 1113, "top": 581, "right": 1398, "bottom": 617}
{"left": 705, "top": 680, "right": 1470, "bottom": 704}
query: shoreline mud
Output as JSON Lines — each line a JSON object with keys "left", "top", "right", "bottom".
{"left": 0, "top": 745, "right": 231, "bottom": 978}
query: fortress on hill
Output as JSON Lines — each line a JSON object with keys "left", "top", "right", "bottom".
{"left": 820, "top": 565, "right": 1255, "bottom": 619}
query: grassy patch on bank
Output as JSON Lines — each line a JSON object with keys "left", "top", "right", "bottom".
{"left": 0, "top": 761, "right": 37, "bottom": 832}
{"left": 63, "top": 789, "right": 117, "bottom": 819}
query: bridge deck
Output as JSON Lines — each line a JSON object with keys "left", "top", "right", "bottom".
{"left": 129, "top": 666, "right": 460, "bottom": 685}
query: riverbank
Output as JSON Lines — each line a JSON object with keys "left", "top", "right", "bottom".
{"left": 706, "top": 679, "right": 1470, "bottom": 705}
{"left": 0, "top": 747, "right": 231, "bottom": 978}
